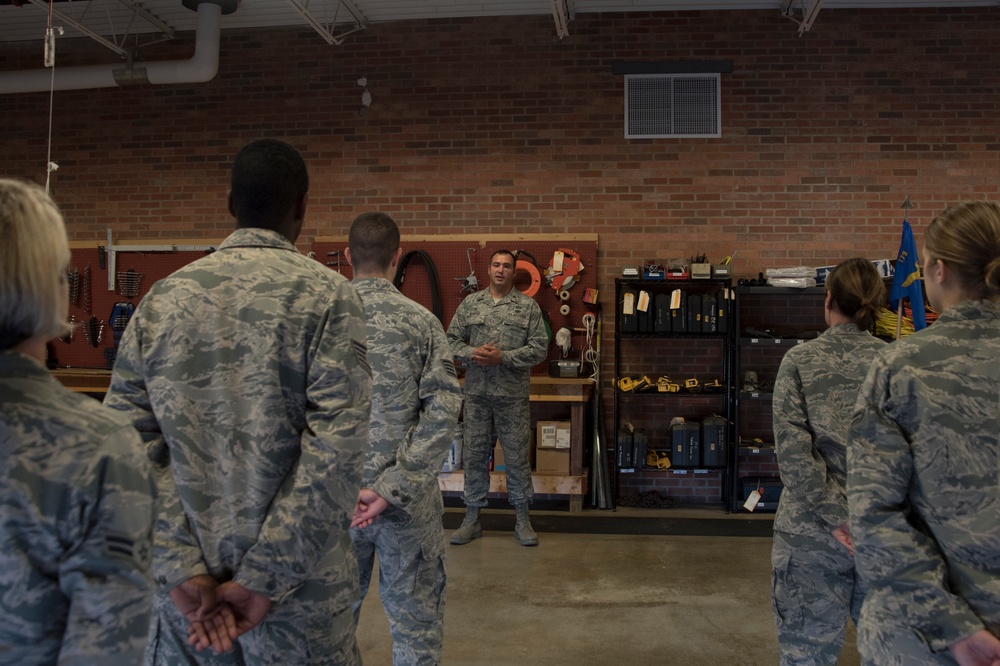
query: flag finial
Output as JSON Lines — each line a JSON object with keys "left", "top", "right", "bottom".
{"left": 901, "top": 195, "right": 913, "bottom": 219}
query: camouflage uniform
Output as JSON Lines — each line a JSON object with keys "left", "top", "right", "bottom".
{"left": 770, "top": 323, "right": 886, "bottom": 665}
{"left": 0, "top": 350, "right": 155, "bottom": 665}
{"left": 104, "top": 227, "right": 372, "bottom": 665}
{"left": 349, "top": 277, "right": 462, "bottom": 666}
{"left": 848, "top": 300, "right": 1000, "bottom": 665}
{"left": 446, "top": 288, "right": 548, "bottom": 508}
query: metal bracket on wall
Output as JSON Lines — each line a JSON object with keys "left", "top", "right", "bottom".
{"left": 104, "top": 227, "right": 216, "bottom": 291}
{"left": 781, "top": 0, "right": 824, "bottom": 35}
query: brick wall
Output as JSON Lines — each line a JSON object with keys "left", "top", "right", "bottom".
{"left": 3, "top": 9, "right": 998, "bottom": 260}
{"left": 3, "top": 7, "right": 998, "bottom": 505}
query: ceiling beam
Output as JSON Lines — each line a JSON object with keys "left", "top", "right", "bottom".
{"left": 25, "top": 0, "right": 129, "bottom": 56}
{"left": 116, "top": 0, "right": 175, "bottom": 40}
{"left": 284, "top": 0, "right": 367, "bottom": 45}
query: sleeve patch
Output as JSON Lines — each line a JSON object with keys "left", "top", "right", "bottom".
{"left": 105, "top": 531, "right": 151, "bottom": 568}
{"left": 351, "top": 337, "right": 371, "bottom": 376}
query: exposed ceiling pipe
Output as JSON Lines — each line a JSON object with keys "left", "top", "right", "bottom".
{"left": 0, "top": 0, "right": 227, "bottom": 96}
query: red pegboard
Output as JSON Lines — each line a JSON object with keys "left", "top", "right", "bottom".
{"left": 57, "top": 243, "right": 219, "bottom": 370}
{"left": 312, "top": 236, "right": 600, "bottom": 373}
{"left": 57, "top": 236, "right": 600, "bottom": 373}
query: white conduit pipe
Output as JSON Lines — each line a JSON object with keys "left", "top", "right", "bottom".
{"left": 0, "top": 1, "right": 222, "bottom": 95}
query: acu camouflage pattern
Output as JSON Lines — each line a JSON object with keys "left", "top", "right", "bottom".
{"left": 0, "top": 350, "right": 155, "bottom": 665}
{"left": 104, "top": 227, "right": 372, "bottom": 665}
{"left": 848, "top": 300, "right": 1000, "bottom": 665}
{"left": 771, "top": 323, "right": 885, "bottom": 665}
{"left": 348, "top": 277, "right": 461, "bottom": 666}
{"left": 446, "top": 287, "right": 548, "bottom": 400}
{"left": 446, "top": 288, "right": 548, "bottom": 508}
{"left": 772, "top": 532, "right": 867, "bottom": 666}
{"left": 461, "top": 396, "right": 534, "bottom": 507}
{"left": 772, "top": 323, "right": 887, "bottom": 538}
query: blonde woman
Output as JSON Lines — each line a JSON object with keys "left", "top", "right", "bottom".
{"left": 848, "top": 201, "right": 1000, "bottom": 666}
{"left": 0, "top": 178, "right": 155, "bottom": 663}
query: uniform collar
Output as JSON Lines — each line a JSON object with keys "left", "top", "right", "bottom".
{"left": 487, "top": 287, "right": 519, "bottom": 304}
{"left": 352, "top": 276, "right": 397, "bottom": 292}
{"left": 218, "top": 227, "right": 298, "bottom": 252}
{"left": 823, "top": 322, "right": 866, "bottom": 336}
{"left": 937, "top": 299, "right": 1000, "bottom": 323}
{"left": 0, "top": 349, "right": 50, "bottom": 379}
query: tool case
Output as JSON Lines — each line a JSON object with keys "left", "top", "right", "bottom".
{"left": 616, "top": 429, "right": 633, "bottom": 468}
{"left": 701, "top": 415, "right": 728, "bottom": 467}
{"left": 670, "top": 421, "right": 701, "bottom": 467}
{"left": 654, "top": 293, "right": 672, "bottom": 333}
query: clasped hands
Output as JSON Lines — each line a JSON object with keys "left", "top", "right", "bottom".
{"left": 351, "top": 488, "right": 389, "bottom": 529}
{"left": 829, "top": 524, "right": 1000, "bottom": 665}
{"left": 169, "top": 574, "right": 272, "bottom": 655}
{"left": 174, "top": 488, "right": 391, "bottom": 653}
{"left": 471, "top": 342, "right": 502, "bottom": 367}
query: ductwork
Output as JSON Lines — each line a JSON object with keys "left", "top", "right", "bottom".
{"left": 0, "top": 1, "right": 225, "bottom": 95}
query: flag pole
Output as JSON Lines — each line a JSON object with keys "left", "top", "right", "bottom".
{"left": 895, "top": 196, "right": 914, "bottom": 340}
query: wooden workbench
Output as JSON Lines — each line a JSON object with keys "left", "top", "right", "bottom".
{"left": 438, "top": 376, "right": 594, "bottom": 513}
{"left": 52, "top": 367, "right": 113, "bottom": 394}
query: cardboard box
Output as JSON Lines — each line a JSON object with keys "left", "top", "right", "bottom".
{"left": 536, "top": 447, "right": 570, "bottom": 475}
{"left": 536, "top": 420, "right": 570, "bottom": 449}
{"left": 555, "top": 423, "right": 571, "bottom": 450}
{"left": 691, "top": 263, "right": 712, "bottom": 279}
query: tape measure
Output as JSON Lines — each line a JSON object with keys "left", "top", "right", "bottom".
{"left": 515, "top": 260, "right": 541, "bottom": 298}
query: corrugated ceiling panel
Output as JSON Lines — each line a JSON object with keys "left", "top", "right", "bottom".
{"left": 0, "top": 1, "right": 995, "bottom": 44}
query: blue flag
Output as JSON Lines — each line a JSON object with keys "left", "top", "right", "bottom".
{"left": 889, "top": 219, "right": 927, "bottom": 330}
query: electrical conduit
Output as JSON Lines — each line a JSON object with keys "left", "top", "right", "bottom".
{"left": 0, "top": 1, "right": 223, "bottom": 95}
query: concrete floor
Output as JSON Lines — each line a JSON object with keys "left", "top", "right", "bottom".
{"left": 356, "top": 508, "right": 861, "bottom": 665}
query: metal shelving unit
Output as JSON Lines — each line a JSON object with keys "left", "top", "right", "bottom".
{"left": 731, "top": 285, "right": 827, "bottom": 512}
{"left": 612, "top": 278, "right": 734, "bottom": 509}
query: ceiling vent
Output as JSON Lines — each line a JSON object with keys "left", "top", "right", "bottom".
{"left": 624, "top": 73, "right": 721, "bottom": 139}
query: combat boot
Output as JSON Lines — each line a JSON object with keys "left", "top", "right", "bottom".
{"left": 450, "top": 506, "right": 482, "bottom": 545}
{"left": 514, "top": 503, "right": 538, "bottom": 547}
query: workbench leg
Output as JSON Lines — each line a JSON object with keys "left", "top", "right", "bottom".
{"left": 569, "top": 494, "right": 583, "bottom": 513}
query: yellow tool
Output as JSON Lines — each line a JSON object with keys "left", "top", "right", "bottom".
{"left": 618, "top": 376, "right": 652, "bottom": 392}
{"left": 646, "top": 450, "right": 672, "bottom": 470}
{"left": 657, "top": 376, "right": 680, "bottom": 393}
{"left": 618, "top": 377, "right": 639, "bottom": 392}
{"left": 703, "top": 378, "right": 723, "bottom": 392}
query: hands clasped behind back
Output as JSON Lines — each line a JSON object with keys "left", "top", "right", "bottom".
{"left": 170, "top": 575, "right": 273, "bottom": 655}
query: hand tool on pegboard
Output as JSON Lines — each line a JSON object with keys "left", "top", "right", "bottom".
{"left": 455, "top": 248, "right": 479, "bottom": 294}
{"left": 326, "top": 250, "right": 342, "bottom": 273}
